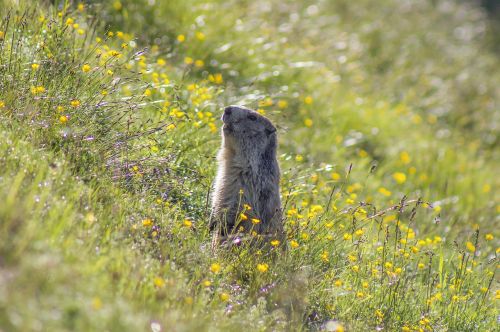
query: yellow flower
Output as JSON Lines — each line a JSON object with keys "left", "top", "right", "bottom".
{"left": 203, "top": 280, "right": 211, "bottom": 287}
{"left": 219, "top": 292, "right": 230, "bottom": 302}
{"left": 295, "top": 154, "right": 303, "bottom": 162}
{"left": 31, "top": 86, "right": 45, "bottom": 95}
{"left": 465, "top": 241, "right": 475, "bottom": 253}
{"left": 277, "top": 100, "right": 288, "bottom": 109}
{"left": 354, "top": 229, "right": 364, "bottom": 237}
{"left": 195, "top": 60, "right": 204, "bottom": 68}
{"left": 65, "top": 17, "right": 74, "bottom": 26}
{"left": 304, "top": 118, "right": 313, "bottom": 127}
{"left": 485, "top": 234, "right": 494, "bottom": 241}
{"left": 270, "top": 240, "right": 280, "bottom": 247}
{"left": 210, "top": 263, "right": 221, "bottom": 273}
{"left": 0, "top": 31, "right": 4, "bottom": 40}
{"left": 378, "top": 187, "right": 392, "bottom": 197}
{"left": 177, "top": 34, "right": 185, "bottom": 42}
{"left": 304, "top": 96, "right": 313, "bottom": 104}
{"left": 399, "top": 151, "right": 411, "bottom": 164}
{"left": 195, "top": 31, "right": 205, "bottom": 41}
{"left": 352, "top": 265, "right": 359, "bottom": 272}
{"left": 78, "top": 3, "right": 85, "bottom": 11}
{"left": 331, "top": 172, "right": 341, "bottom": 181}
{"left": 157, "top": 58, "right": 166, "bottom": 66}
{"left": 142, "top": 218, "right": 153, "bottom": 227}
{"left": 321, "top": 251, "right": 329, "bottom": 262}
{"left": 343, "top": 233, "right": 352, "bottom": 240}
{"left": 31, "top": 63, "right": 40, "bottom": 70}
{"left": 183, "top": 219, "right": 192, "bottom": 228}
{"left": 418, "top": 262, "right": 425, "bottom": 269}
{"left": 113, "top": 1, "right": 122, "bottom": 11}
{"left": 334, "top": 280, "right": 343, "bottom": 287}
{"left": 91, "top": 297, "right": 102, "bottom": 310}
{"left": 82, "top": 64, "right": 91, "bottom": 73}
{"left": 184, "top": 57, "right": 194, "bottom": 65}
{"left": 153, "top": 277, "right": 165, "bottom": 288}
{"left": 256, "top": 263, "right": 269, "bottom": 273}
{"left": 290, "top": 240, "right": 299, "bottom": 248}
{"left": 392, "top": 172, "right": 407, "bottom": 184}
{"left": 59, "top": 115, "right": 68, "bottom": 124}
{"left": 70, "top": 99, "right": 81, "bottom": 108}
{"left": 0, "top": 101, "right": 5, "bottom": 108}
{"left": 482, "top": 184, "right": 491, "bottom": 193}
{"left": 251, "top": 218, "right": 260, "bottom": 225}
{"left": 239, "top": 213, "right": 248, "bottom": 221}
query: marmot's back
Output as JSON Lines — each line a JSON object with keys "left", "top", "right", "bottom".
{"left": 211, "top": 106, "right": 283, "bottom": 239}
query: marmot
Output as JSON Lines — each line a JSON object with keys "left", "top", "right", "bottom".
{"left": 210, "top": 105, "right": 283, "bottom": 241}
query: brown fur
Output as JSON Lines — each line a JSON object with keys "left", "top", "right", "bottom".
{"left": 210, "top": 106, "right": 283, "bottom": 241}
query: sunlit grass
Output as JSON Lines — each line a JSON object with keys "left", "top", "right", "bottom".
{"left": 0, "top": 1, "right": 498, "bottom": 331}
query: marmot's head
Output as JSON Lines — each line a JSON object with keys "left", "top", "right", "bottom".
{"left": 221, "top": 105, "right": 277, "bottom": 157}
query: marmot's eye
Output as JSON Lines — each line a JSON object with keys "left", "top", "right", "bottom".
{"left": 248, "top": 114, "right": 257, "bottom": 121}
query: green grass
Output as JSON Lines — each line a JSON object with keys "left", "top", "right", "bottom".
{"left": 0, "top": 1, "right": 498, "bottom": 331}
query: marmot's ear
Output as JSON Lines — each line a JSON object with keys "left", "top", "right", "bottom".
{"left": 265, "top": 128, "right": 276, "bottom": 136}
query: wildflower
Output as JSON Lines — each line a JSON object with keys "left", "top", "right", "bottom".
{"left": 295, "top": 154, "right": 303, "bottom": 162}
{"left": 177, "top": 34, "right": 185, "bottom": 42}
{"left": 195, "top": 60, "right": 204, "bottom": 68}
{"left": 0, "top": 101, "right": 4, "bottom": 108}
{"left": 343, "top": 233, "right": 352, "bottom": 240}
{"left": 418, "top": 262, "right": 425, "bottom": 269}
{"left": 65, "top": 17, "right": 74, "bottom": 26}
{"left": 31, "top": 63, "right": 40, "bottom": 70}
{"left": 195, "top": 31, "right": 205, "bottom": 40}
{"left": 304, "top": 118, "right": 313, "bottom": 127}
{"left": 277, "top": 100, "right": 288, "bottom": 109}
{"left": 31, "top": 86, "right": 45, "bottom": 95}
{"left": 82, "top": 64, "right": 91, "bottom": 73}
{"left": 482, "top": 184, "right": 491, "bottom": 193}
{"left": 208, "top": 73, "right": 224, "bottom": 84}
{"left": 101, "top": 90, "right": 108, "bottom": 96}
{"left": 113, "top": 1, "right": 122, "bottom": 10}
{"left": 107, "top": 69, "right": 114, "bottom": 76}
{"left": 210, "top": 263, "right": 221, "bottom": 274}
{"left": 157, "top": 58, "right": 166, "bottom": 66}
{"left": 400, "top": 151, "right": 411, "bottom": 164}
{"left": 78, "top": 3, "right": 85, "bottom": 11}
{"left": 142, "top": 218, "right": 153, "bottom": 227}
{"left": 402, "top": 327, "right": 411, "bottom": 332}
{"left": 0, "top": 31, "right": 4, "bottom": 40}
{"left": 70, "top": 99, "right": 81, "bottom": 108}
{"left": 239, "top": 213, "right": 248, "bottom": 221}
{"left": 352, "top": 265, "right": 359, "bottom": 273}
{"left": 251, "top": 218, "right": 260, "bottom": 225}
{"left": 243, "top": 204, "right": 252, "bottom": 210}
{"left": 331, "top": 172, "right": 341, "bottom": 180}
{"left": 356, "top": 291, "right": 364, "bottom": 298}
{"left": 304, "top": 96, "right": 313, "bottom": 104}
{"left": 184, "top": 57, "right": 194, "bottom": 65}
{"left": 334, "top": 280, "right": 343, "bottom": 287}
{"left": 301, "top": 232, "right": 309, "bottom": 240}
{"left": 219, "top": 293, "right": 230, "bottom": 302}
{"left": 393, "top": 172, "right": 406, "bottom": 184}
{"left": 465, "top": 241, "right": 475, "bottom": 253}
{"left": 354, "top": 229, "right": 364, "bottom": 237}
{"left": 153, "top": 277, "right": 165, "bottom": 288}
{"left": 321, "top": 251, "right": 329, "bottom": 262}
{"left": 375, "top": 309, "right": 384, "bottom": 319}
{"left": 378, "top": 187, "right": 392, "bottom": 197}
{"left": 358, "top": 149, "right": 368, "bottom": 158}
{"left": 290, "top": 240, "right": 299, "bottom": 248}
{"left": 91, "top": 297, "right": 102, "bottom": 310}
{"left": 270, "top": 240, "right": 280, "bottom": 247}
{"left": 183, "top": 219, "right": 192, "bottom": 228}
{"left": 203, "top": 280, "right": 211, "bottom": 287}
{"left": 144, "top": 89, "right": 152, "bottom": 97}
{"left": 256, "top": 263, "right": 269, "bottom": 273}
{"left": 77, "top": 29, "right": 85, "bottom": 35}
{"left": 485, "top": 233, "right": 493, "bottom": 241}
{"left": 59, "top": 115, "right": 68, "bottom": 124}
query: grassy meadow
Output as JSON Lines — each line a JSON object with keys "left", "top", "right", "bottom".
{"left": 0, "top": 0, "right": 499, "bottom": 331}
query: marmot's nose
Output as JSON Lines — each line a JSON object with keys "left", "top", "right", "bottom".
{"left": 224, "top": 106, "right": 233, "bottom": 116}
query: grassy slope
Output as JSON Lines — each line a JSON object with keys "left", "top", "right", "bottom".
{"left": 0, "top": 1, "right": 499, "bottom": 331}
